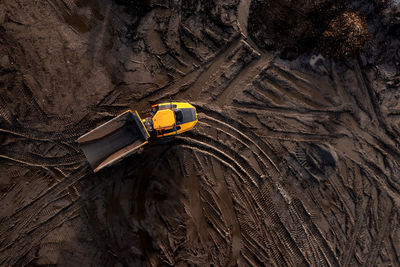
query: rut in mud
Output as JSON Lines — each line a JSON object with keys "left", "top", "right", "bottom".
{"left": 1, "top": 0, "right": 400, "bottom": 266}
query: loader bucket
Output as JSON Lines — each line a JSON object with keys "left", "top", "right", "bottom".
{"left": 77, "top": 110, "right": 150, "bottom": 172}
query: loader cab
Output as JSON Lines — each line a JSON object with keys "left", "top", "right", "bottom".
{"left": 151, "top": 102, "right": 198, "bottom": 137}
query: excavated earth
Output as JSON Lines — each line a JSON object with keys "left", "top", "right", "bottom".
{"left": 1, "top": 0, "right": 400, "bottom": 266}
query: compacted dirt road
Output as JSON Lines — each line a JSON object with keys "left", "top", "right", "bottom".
{"left": 0, "top": 0, "right": 400, "bottom": 266}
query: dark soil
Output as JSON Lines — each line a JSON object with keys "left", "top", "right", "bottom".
{"left": 248, "top": 0, "right": 342, "bottom": 57}
{"left": 0, "top": 0, "right": 400, "bottom": 266}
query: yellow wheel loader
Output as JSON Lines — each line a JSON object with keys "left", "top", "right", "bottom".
{"left": 77, "top": 102, "right": 198, "bottom": 172}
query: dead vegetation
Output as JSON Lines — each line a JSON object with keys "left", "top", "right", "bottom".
{"left": 319, "top": 10, "right": 369, "bottom": 57}
{"left": 248, "top": 0, "right": 340, "bottom": 57}
{"left": 248, "top": 0, "right": 370, "bottom": 58}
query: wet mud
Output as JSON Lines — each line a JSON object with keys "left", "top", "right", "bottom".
{"left": 1, "top": 0, "right": 400, "bottom": 266}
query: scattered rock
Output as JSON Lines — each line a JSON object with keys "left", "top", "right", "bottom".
{"left": 0, "top": 55, "right": 10, "bottom": 69}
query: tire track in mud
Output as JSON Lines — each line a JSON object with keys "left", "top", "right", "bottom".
{"left": 0, "top": 113, "right": 107, "bottom": 142}
{"left": 249, "top": 67, "right": 327, "bottom": 109}
{"left": 0, "top": 108, "right": 108, "bottom": 172}
{"left": 354, "top": 58, "right": 399, "bottom": 143}
{"left": 176, "top": 106, "right": 341, "bottom": 265}
{"left": 124, "top": 23, "right": 350, "bottom": 267}
{"left": 194, "top": 153, "right": 243, "bottom": 265}
{"left": 147, "top": 35, "right": 243, "bottom": 103}
{"left": 340, "top": 197, "right": 368, "bottom": 267}
{"left": 178, "top": 141, "right": 309, "bottom": 266}
{"left": 0, "top": 74, "right": 100, "bottom": 172}
{"left": 195, "top": 105, "right": 280, "bottom": 170}
{"left": 72, "top": 179, "right": 122, "bottom": 266}
{"left": 0, "top": 199, "right": 81, "bottom": 266}
{"left": 0, "top": 163, "right": 112, "bottom": 266}
{"left": 2, "top": 0, "right": 400, "bottom": 265}
{"left": 178, "top": 146, "right": 266, "bottom": 262}
{"left": 214, "top": 51, "right": 272, "bottom": 106}
{"left": 363, "top": 193, "right": 393, "bottom": 267}
{"left": 137, "top": 34, "right": 237, "bottom": 104}
{"left": 146, "top": 33, "right": 265, "bottom": 105}
{"left": 0, "top": 96, "right": 15, "bottom": 126}
{"left": 131, "top": 1, "right": 241, "bottom": 105}
{"left": 231, "top": 100, "right": 350, "bottom": 116}
{"left": 0, "top": 148, "right": 85, "bottom": 167}
{"left": 0, "top": 202, "right": 81, "bottom": 266}
{"left": 198, "top": 105, "right": 344, "bottom": 265}
{"left": 0, "top": 166, "right": 91, "bottom": 254}
{"left": 289, "top": 199, "right": 339, "bottom": 267}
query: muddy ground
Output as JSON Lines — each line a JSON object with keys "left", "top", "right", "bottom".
{"left": 1, "top": 0, "right": 400, "bottom": 266}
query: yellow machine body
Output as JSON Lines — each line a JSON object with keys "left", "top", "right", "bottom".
{"left": 152, "top": 109, "right": 175, "bottom": 130}
{"left": 151, "top": 102, "right": 198, "bottom": 137}
{"left": 78, "top": 101, "right": 198, "bottom": 172}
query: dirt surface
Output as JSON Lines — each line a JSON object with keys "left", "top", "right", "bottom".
{"left": 1, "top": 0, "right": 400, "bottom": 266}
